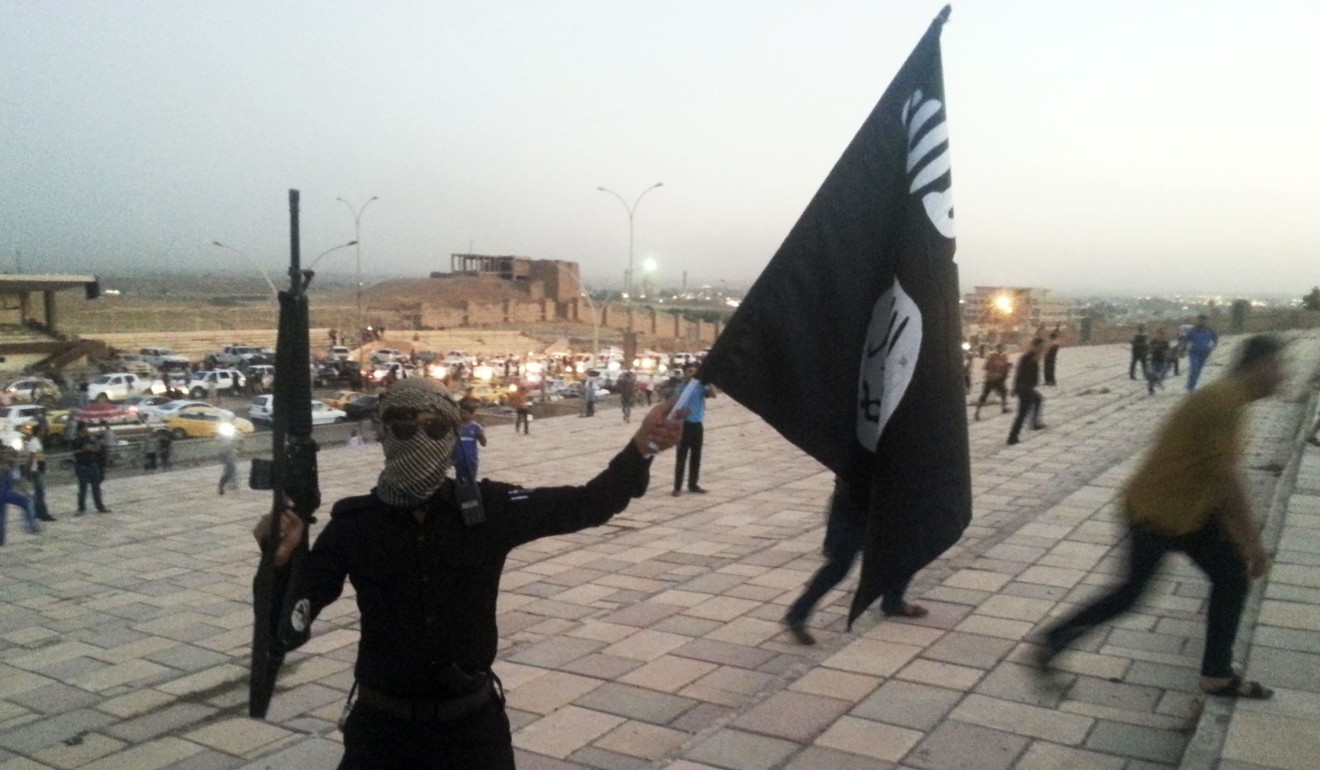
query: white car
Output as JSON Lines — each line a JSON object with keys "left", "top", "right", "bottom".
{"left": 3, "top": 377, "right": 61, "bottom": 403}
{"left": 370, "top": 348, "right": 405, "bottom": 364}
{"left": 121, "top": 395, "right": 175, "bottom": 423}
{"left": 185, "top": 370, "right": 246, "bottom": 399}
{"left": 248, "top": 395, "right": 346, "bottom": 425}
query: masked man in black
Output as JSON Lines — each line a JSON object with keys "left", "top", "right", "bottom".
{"left": 255, "top": 379, "right": 685, "bottom": 769}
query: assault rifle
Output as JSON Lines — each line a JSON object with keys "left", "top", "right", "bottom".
{"left": 249, "top": 189, "right": 321, "bottom": 718}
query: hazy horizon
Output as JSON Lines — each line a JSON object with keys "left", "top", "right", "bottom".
{"left": 3, "top": 1, "right": 1317, "bottom": 296}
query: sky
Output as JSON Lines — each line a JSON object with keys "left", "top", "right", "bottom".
{"left": 2, "top": 0, "right": 1317, "bottom": 296}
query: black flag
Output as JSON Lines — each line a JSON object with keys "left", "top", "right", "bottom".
{"left": 700, "top": 6, "right": 969, "bottom": 624}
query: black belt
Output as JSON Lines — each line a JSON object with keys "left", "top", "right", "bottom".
{"left": 356, "top": 679, "right": 499, "bottom": 723}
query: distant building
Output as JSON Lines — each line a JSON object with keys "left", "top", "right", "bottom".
{"left": 435, "top": 254, "right": 581, "bottom": 304}
{"left": 962, "top": 286, "right": 1082, "bottom": 340}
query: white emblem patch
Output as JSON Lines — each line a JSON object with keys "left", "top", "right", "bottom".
{"left": 903, "top": 88, "right": 955, "bottom": 239}
{"left": 290, "top": 599, "right": 310, "bottom": 633}
{"left": 857, "top": 278, "right": 922, "bottom": 451}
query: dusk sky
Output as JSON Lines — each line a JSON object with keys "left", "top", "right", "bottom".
{"left": 3, "top": 1, "right": 1317, "bottom": 296}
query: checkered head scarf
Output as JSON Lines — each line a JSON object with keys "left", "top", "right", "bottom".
{"left": 374, "top": 379, "right": 461, "bottom": 508}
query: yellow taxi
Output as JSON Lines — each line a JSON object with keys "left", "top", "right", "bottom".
{"left": 325, "top": 390, "right": 369, "bottom": 411}
{"left": 160, "top": 405, "right": 255, "bottom": 440}
{"left": 463, "top": 383, "right": 507, "bottom": 407}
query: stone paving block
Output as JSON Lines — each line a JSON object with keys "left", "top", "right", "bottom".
{"left": 685, "top": 728, "right": 798, "bottom": 770}
{"left": 785, "top": 745, "right": 897, "bottom": 769}
{"left": 943, "top": 569, "right": 1013, "bottom": 592}
{"left": 1084, "top": 719, "right": 1185, "bottom": 764}
{"left": 567, "top": 745, "right": 651, "bottom": 770}
{"left": 507, "top": 635, "right": 605, "bottom": 668}
{"left": 897, "top": 659, "right": 986, "bottom": 691}
{"left": 618, "top": 656, "right": 717, "bottom": 693}
{"left": 732, "top": 690, "right": 851, "bottom": 743}
{"left": 815, "top": 716, "right": 922, "bottom": 764}
{"left": 75, "top": 737, "right": 205, "bottom": 770}
{"left": 105, "top": 701, "right": 216, "bottom": 744}
{"left": 851, "top": 680, "right": 963, "bottom": 732}
{"left": 30, "top": 730, "right": 126, "bottom": 769}
{"left": 0, "top": 708, "right": 116, "bottom": 755}
{"left": 788, "top": 667, "right": 881, "bottom": 703}
{"left": 921, "top": 631, "right": 1016, "bottom": 670}
{"left": 515, "top": 707, "right": 627, "bottom": 760}
{"left": 505, "top": 671, "right": 606, "bottom": 715}
{"left": 575, "top": 682, "right": 698, "bottom": 725}
{"left": 671, "top": 639, "right": 777, "bottom": 669}
{"left": 1066, "top": 675, "right": 1164, "bottom": 712}
{"left": 950, "top": 693, "right": 1093, "bottom": 744}
{"left": 974, "top": 661, "right": 1069, "bottom": 708}
{"left": 822, "top": 638, "right": 922, "bottom": 678}
{"left": 592, "top": 720, "right": 688, "bottom": 761}
{"left": 599, "top": 602, "right": 685, "bottom": 628}
{"left": 1014, "top": 740, "right": 1126, "bottom": 770}
{"left": 601, "top": 630, "right": 693, "bottom": 662}
{"left": 905, "top": 719, "right": 1029, "bottom": 770}
{"left": 3, "top": 683, "right": 100, "bottom": 715}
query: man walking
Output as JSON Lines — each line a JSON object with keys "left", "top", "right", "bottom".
{"left": 1146, "top": 328, "right": 1171, "bottom": 395}
{"left": 1129, "top": 325, "right": 1149, "bottom": 380}
{"left": 1185, "top": 314, "right": 1220, "bottom": 391}
{"left": 783, "top": 475, "right": 926, "bottom": 645}
{"left": 1036, "top": 335, "right": 1284, "bottom": 699}
{"left": 673, "top": 364, "right": 715, "bottom": 496}
{"left": 1043, "top": 325, "right": 1061, "bottom": 386}
{"left": 24, "top": 426, "right": 54, "bottom": 522}
{"left": 973, "top": 343, "right": 1012, "bottom": 421}
{"left": 1006, "top": 338, "right": 1046, "bottom": 445}
{"left": 618, "top": 370, "right": 637, "bottom": 423}
{"left": 508, "top": 386, "right": 530, "bottom": 435}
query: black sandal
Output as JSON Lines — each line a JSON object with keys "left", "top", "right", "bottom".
{"left": 1203, "top": 675, "right": 1274, "bottom": 699}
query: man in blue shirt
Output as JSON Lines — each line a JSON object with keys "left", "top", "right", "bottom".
{"left": 673, "top": 364, "right": 714, "bottom": 496}
{"left": 1184, "top": 314, "right": 1219, "bottom": 391}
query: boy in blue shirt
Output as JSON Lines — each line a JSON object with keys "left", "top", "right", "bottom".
{"left": 456, "top": 404, "right": 487, "bottom": 481}
{"left": 1185, "top": 314, "right": 1219, "bottom": 391}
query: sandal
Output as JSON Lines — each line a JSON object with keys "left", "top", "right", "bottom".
{"left": 1202, "top": 675, "right": 1274, "bottom": 699}
{"left": 883, "top": 603, "right": 929, "bottom": 618}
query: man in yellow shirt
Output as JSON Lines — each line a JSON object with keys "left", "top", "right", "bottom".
{"left": 1036, "top": 335, "right": 1283, "bottom": 699}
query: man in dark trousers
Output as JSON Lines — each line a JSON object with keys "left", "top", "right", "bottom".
{"left": 1043, "top": 325, "right": 1061, "bottom": 386}
{"left": 783, "top": 475, "right": 926, "bottom": 645}
{"left": 1036, "top": 335, "right": 1284, "bottom": 699}
{"left": 253, "top": 379, "right": 686, "bottom": 769}
{"left": 673, "top": 364, "right": 715, "bottom": 496}
{"left": 973, "top": 343, "right": 1012, "bottom": 421}
{"left": 70, "top": 423, "right": 111, "bottom": 514}
{"left": 1007, "top": 338, "right": 1046, "bottom": 445}
{"left": 1130, "top": 324, "right": 1149, "bottom": 380}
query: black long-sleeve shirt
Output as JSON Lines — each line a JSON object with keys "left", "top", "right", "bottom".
{"left": 293, "top": 442, "right": 651, "bottom": 698}
{"left": 1013, "top": 350, "right": 1041, "bottom": 395}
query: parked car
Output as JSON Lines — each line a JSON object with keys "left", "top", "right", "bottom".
{"left": 122, "top": 395, "right": 176, "bottom": 423}
{"left": 330, "top": 345, "right": 352, "bottom": 361}
{"left": 462, "top": 383, "right": 507, "bottom": 407}
{"left": 70, "top": 401, "right": 140, "bottom": 427}
{"left": 248, "top": 395, "right": 347, "bottom": 425}
{"left": 368, "top": 362, "right": 411, "bottom": 384}
{"left": 370, "top": 348, "right": 405, "bottom": 364}
{"left": 185, "top": 369, "right": 246, "bottom": 399}
{"left": 311, "top": 400, "right": 348, "bottom": 425}
{"left": 156, "top": 400, "right": 235, "bottom": 421}
{"left": 86, "top": 372, "right": 162, "bottom": 402}
{"left": 0, "top": 404, "right": 49, "bottom": 433}
{"left": 138, "top": 347, "right": 191, "bottom": 369}
{"left": 324, "top": 390, "right": 368, "bottom": 411}
{"left": 160, "top": 405, "right": 254, "bottom": 439}
{"left": 3, "top": 377, "right": 61, "bottom": 404}
{"left": 343, "top": 395, "right": 380, "bottom": 421}
{"left": 244, "top": 364, "right": 276, "bottom": 392}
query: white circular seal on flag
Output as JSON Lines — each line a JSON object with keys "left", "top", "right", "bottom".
{"left": 290, "top": 599, "right": 310, "bottom": 633}
{"left": 857, "top": 278, "right": 922, "bottom": 451}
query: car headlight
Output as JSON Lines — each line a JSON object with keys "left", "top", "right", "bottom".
{"left": 217, "top": 422, "right": 236, "bottom": 437}
{"left": 5, "top": 436, "right": 22, "bottom": 451}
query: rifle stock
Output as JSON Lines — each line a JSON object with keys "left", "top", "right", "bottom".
{"left": 249, "top": 189, "right": 321, "bottom": 718}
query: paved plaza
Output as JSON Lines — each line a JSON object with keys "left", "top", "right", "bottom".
{"left": 2, "top": 335, "right": 1319, "bottom": 770}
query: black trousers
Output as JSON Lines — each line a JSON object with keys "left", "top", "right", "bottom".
{"left": 514, "top": 409, "right": 530, "bottom": 434}
{"left": 339, "top": 701, "right": 515, "bottom": 770}
{"left": 1007, "top": 390, "right": 1043, "bottom": 441}
{"left": 1129, "top": 351, "right": 1148, "bottom": 379}
{"left": 1043, "top": 348, "right": 1058, "bottom": 385}
{"left": 674, "top": 422, "right": 704, "bottom": 491}
{"left": 1043, "top": 519, "right": 1248, "bottom": 678}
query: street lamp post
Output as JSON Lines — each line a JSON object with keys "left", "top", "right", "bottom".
{"left": 212, "top": 241, "right": 280, "bottom": 301}
{"left": 336, "top": 196, "right": 379, "bottom": 358}
{"left": 596, "top": 183, "right": 663, "bottom": 302}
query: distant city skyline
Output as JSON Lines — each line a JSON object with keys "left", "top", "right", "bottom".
{"left": 3, "top": 1, "right": 1317, "bottom": 295}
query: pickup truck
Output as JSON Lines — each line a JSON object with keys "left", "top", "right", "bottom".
{"left": 185, "top": 369, "right": 247, "bottom": 398}
{"left": 210, "top": 344, "right": 265, "bottom": 368}
{"left": 87, "top": 372, "right": 162, "bottom": 402}
{"left": 139, "top": 347, "right": 191, "bottom": 369}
